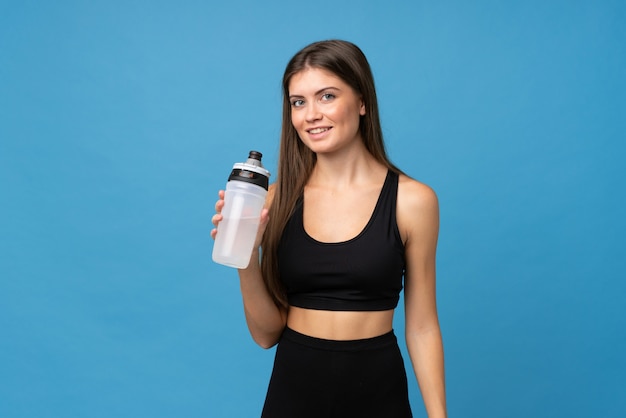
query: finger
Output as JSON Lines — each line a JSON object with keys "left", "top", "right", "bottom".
{"left": 256, "top": 209, "right": 270, "bottom": 236}
{"left": 259, "top": 208, "right": 270, "bottom": 225}
{"left": 212, "top": 214, "right": 223, "bottom": 227}
{"left": 215, "top": 199, "right": 224, "bottom": 213}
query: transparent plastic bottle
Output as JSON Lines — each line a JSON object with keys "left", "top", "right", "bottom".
{"left": 212, "top": 151, "right": 270, "bottom": 269}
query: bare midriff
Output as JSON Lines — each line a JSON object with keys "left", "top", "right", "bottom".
{"left": 286, "top": 306, "right": 395, "bottom": 340}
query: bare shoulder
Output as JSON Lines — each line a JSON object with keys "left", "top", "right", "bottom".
{"left": 397, "top": 174, "right": 438, "bottom": 212}
{"left": 396, "top": 174, "right": 439, "bottom": 243}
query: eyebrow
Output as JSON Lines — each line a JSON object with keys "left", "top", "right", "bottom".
{"left": 288, "top": 86, "right": 340, "bottom": 99}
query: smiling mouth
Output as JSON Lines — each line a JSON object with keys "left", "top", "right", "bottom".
{"left": 308, "top": 127, "right": 331, "bottom": 134}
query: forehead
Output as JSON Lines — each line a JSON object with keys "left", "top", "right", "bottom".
{"left": 288, "top": 67, "right": 349, "bottom": 95}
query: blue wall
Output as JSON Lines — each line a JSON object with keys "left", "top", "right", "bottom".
{"left": 1, "top": 1, "right": 624, "bottom": 417}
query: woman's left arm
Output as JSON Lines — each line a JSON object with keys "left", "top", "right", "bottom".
{"left": 397, "top": 177, "right": 447, "bottom": 418}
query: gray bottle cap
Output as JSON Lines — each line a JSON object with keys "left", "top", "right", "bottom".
{"left": 228, "top": 151, "right": 270, "bottom": 190}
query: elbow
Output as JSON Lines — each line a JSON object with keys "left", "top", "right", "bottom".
{"left": 405, "top": 321, "right": 443, "bottom": 341}
{"left": 256, "top": 339, "right": 279, "bottom": 350}
{"left": 245, "top": 310, "right": 287, "bottom": 349}
{"left": 251, "top": 329, "right": 282, "bottom": 349}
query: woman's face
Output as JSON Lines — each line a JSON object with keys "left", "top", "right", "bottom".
{"left": 288, "top": 67, "right": 365, "bottom": 155}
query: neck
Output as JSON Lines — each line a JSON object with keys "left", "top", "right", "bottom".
{"left": 308, "top": 146, "right": 387, "bottom": 189}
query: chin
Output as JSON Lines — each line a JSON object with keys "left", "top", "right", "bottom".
{"left": 303, "top": 142, "right": 337, "bottom": 155}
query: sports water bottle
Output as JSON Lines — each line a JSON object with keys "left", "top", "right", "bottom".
{"left": 212, "top": 151, "right": 270, "bottom": 269}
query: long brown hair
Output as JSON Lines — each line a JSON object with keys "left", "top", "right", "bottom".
{"left": 261, "top": 39, "right": 400, "bottom": 308}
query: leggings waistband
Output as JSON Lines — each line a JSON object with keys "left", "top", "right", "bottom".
{"left": 280, "top": 327, "right": 397, "bottom": 352}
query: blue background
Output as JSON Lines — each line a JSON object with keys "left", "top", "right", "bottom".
{"left": 1, "top": 1, "right": 624, "bottom": 417}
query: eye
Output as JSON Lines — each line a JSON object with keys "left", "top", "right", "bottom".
{"left": 291, "top": 99, "right": 305, "bottom": 108}
{"left": 321, "top": 93, "right": 335, "bottom": 101}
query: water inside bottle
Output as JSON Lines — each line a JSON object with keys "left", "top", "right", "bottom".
{"left": 213, "top": 216, "right": 260, "bottom": 268}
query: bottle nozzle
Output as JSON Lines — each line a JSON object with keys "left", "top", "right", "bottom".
{"left": 246, "top": 150, "right": 263, "bottom": 167}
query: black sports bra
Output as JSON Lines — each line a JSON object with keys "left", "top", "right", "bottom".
{"left": 278, "top": 170, "right": 405, "bottom": 311}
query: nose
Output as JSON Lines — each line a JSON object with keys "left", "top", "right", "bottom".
{"left": 305, "top": 102, "right": 322, "bottom": 122}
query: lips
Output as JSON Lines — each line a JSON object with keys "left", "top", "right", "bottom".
{"left": 308, "top": 127, "right": 331, "bottom": 134}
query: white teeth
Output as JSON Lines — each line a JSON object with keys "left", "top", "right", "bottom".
{"left": 310, "top": 127, "right": 329, "bottom": 134}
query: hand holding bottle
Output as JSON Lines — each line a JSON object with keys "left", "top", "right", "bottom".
{"left": 211, "top": 189, "right": 270, "bottom": 259}
{"left": 212, "top": 151, "right": 270, "bottom": 269}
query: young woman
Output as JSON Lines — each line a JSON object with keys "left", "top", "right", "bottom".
{"left": 212, "top": 39, "right": 446, "bottom": 418}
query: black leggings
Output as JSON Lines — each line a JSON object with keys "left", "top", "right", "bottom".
{"left": 261, "top": 327, "right": 413, "bottom": 418}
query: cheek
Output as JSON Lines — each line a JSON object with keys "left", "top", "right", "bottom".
{"left": 337, "top": 106, "right": 361, "bottom": 128}
{"left": 291, "top": 111, "right": 303, "bottom": 129}
{"left": 334, "top": 101, "right": 360, "bottom": 119}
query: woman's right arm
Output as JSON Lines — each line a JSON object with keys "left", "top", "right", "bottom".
{"left": 211, "top": 187, "right": 287, "bottom": 349}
